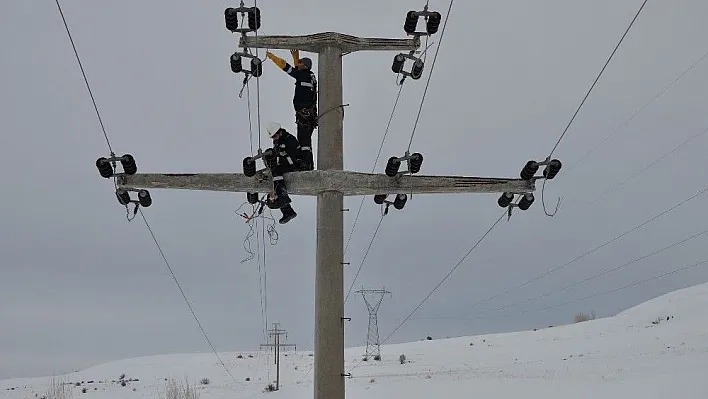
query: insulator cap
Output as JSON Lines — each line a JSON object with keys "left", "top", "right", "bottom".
{"left": 247, "top": 192, "right": 259, "bottom": 204}
{"left": 392, "top": 54, "right": 405, "bottom": 74}
{"left": 243, "top": 157, "right": 256, "bottom": 177}
{"left": 426, "top": 12, "right": 442, "bottom": 35}
{"left": 224, "top": 8, "right": 239, "bottom": 31}
{"left": 116, "top": 189, "right": 131, "bottom": 205}
{"left": 497, "top": 192, "right": 514, "bottom": 208}
{"left": 520, "top": 160, "right": 539, "bottom": 180}
{"left": 231, "top": 53, "right": 243, "bottom": 74}
{"left": 120, "top": 154, "right": 137, "bottom": 175}
{"left": 247, "top": 7, "right": 261, "bottom": 31}
{"left": 393, "top": 193, "right": 408, "bottom": 210}
{"left": 374, "top": 194, "right": 387, "bottom": 204}
{"left": 543, "top": 159, "right": 562, "bottom": 179}
{"left": 411, "top": 59, "right": 424, "bottom": 80}
{"left": 250, "top": 57, "right": 263, "bottom": 77}
{"left": 517, "top": 193, "right": 534, "bottom": 210}
{"left": 385, "top": 156, "right": 401, "bottom": 177}
{"left": 409, "top": 152, "right": 423, "bottom": 173}
{"left": 404, "top": 11, "right": 418, "bottom": 34}
{"left": 138, "top": 189, "right": 152, "bottom": 207}
{"left": 96, "top": 157, "right": 113, "bottom": 178}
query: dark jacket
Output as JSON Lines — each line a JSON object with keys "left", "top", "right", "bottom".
{"left": 266, "top": 51, "right": 317, "bottom": 110}
{"left": 273, "top": 130, "right": 303, "bottom": 168}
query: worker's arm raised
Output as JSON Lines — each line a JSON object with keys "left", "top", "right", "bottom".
{"left": 266, "top": 51, "right": 298, "bottom": 79}
{"left": 290, "top": 49, "right": 300, "bottom": 65}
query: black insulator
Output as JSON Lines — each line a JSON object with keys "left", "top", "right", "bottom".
{"left": 409, "top": 152, "right": 423, "bottom": 174}
{"left": 224, "top": 8, "right": 239, "bottom": 31}
{"left": 543, "top": 159, "right": 562, "bottom": 179}
{"left": 243, "top": 157, "right": 256, "bottom": 177}
{"left": 497, "top": 192, "right": 514, "bottom": 208}
{"left": 385, "top": 156, "right": 401, "bottom": 177}
{"left": 374, "top": 194, "right": 387, "bottom": 204}
{"left": 138, "top": 189, "right": 152, "bottom": 207}
{"left": 393, "top": 193, "right": 407, "bottom": 210}
{"left": 116, "top": 189, "right": 131, "bottom": 205}
{"left": 520, "top": 160, "right": 539, "bottom": 180}
{"left": 247, "top": 7, "right": 261, "bottom": 31}
{"left": 517, "top": 193, "right": 535, "bottom": 211}
{"left": 247, "top": 192, "right": 259, "bottom": 204}
{"left": 96, "top": 157, "right": 113, "bottom": 178}
{"left": 120, "top": 154, "right": 137, "bottom": 175}
{"left": 411, "top": 59, "right": 424, "bottom": 80}
{"left": 404, "top": 11, "right": 418, "bottom": 34}
{"left": 426, "top": 12, "right": 442, "bottom": 35}
{"left": 250, "top": 57, "right": 263, "bottom": 78}
{"left": 230, "top": 53, "right": 243, "bottom": 74}
{"left": 392, "top": 54, "right": 405, "bottom": 74}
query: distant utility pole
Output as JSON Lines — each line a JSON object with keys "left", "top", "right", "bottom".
{"left": 259, "top": 322, "right": 296, "bottom": 391}
{"left": 356, "top": 288, "right": 391, "bottom": 361}
{"left": 108, "top": 4, "right": 558, "bottom": 399}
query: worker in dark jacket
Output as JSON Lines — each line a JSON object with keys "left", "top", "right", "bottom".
{"left": 265, "top": 49, "right": 317, "bottom": 170}
{"left": 265, "top": 122, "right": 306, "bottom": 224}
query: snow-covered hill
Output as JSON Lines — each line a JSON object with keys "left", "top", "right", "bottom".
{"left": 3, "top": 282, "right": 708, "bottom": 398}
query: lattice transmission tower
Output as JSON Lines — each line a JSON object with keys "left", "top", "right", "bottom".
{"left": 356, "top": 288, "right": 391, "bottom": 360}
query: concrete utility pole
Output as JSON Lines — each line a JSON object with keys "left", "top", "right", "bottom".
{"left": 356, "top": 288, "right": 391, "bottom": 361}
{"left": 259, "top": 322, "right": 296, "bottom": 391}
{"left": 115, "top": 8, "right": 540, "bottom": 399}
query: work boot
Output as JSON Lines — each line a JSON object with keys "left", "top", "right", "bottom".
{"left": 279, "top": 204, "right": 297, "bottom": 224}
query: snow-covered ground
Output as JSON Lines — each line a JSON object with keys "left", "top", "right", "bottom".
{"left": 3, "top": 282, "right": 708, "bottom": 398}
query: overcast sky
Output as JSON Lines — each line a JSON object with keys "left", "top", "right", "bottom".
{"left": 2, "top": 0, "right": 708, "bottom": 380}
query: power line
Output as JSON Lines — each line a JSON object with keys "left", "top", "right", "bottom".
{"left": 381, "top": 209, "right": 506, "bottom": 344}
{"left": 139, "top": 210, "right": 242, "bottom": 386}
{"left": 417, "top": 257, "right": 708, "bottom": 322}
{"left": 547, "top": 0, "right": 650, "bottom": 158}
{"left": 346, "top": 209, "right": 506, "bottom": 375}
{"left": 406, "top": 0, "right": 455, "bottom": 152}
{"left": 541, "top": 0, "right": 651, "bottom": 217}
{"left": 473, "top": 225, "right": 708, "bottom": 315}
{"left": 53, "top": 0, "right": 113, "bottom": 154}
{"left": 514, "top": 258, "right": 708, "bottom": 317}
{"left": 344, "top": 213, "right": 386, "bottom": 304}
{"left": 565, "top": 48, "right": 708, "bottom": 174}
{"left": 55, "top": 2, "right": 241, "bottom": 385}
{"left": 344, "top": 79, "right": 406, "bottom": 256}
{"left": 585, "top": 124, "right": 708, "bottom": 206}
{"left": 463, "top": 182, "right": 708, "bottom": 311}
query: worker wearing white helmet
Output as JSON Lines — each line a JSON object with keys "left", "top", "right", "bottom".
{"left": 265, "top": 121, "right": 305, "bottom": 224}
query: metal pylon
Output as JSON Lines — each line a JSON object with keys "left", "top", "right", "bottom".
{"left": 356, "top": 288, "right": 391, "bottom": 360}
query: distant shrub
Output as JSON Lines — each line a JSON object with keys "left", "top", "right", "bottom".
{"left": 81, "top": 388, "right": 87, "bottom": 394}
{"left": 118, "top": 374, "right": 126, "bottom": 381}
{"left": 399, "top": 354, "right": 406, "bottom": 364}
{"left": 245, "top": 377, "right": 251, "bottom": 382}
{"left": 199, "top": 378, "right": 209, "bottom": 385}
{"left": 574, "top": 312, "right": 591, "bottom": 323}
{"left": 43, "top": 376, "right": 73, "bottom": 399}
{"left": 163, "top": 377, "right": 199, "bottom": 399}
{"left": 264, "top": 383, "right": 276, "bottom": 392}
{"left": 237, "top": 355, "right": 243, "bottom": 359}
{"left": 426, "top": 336, "right": 432, "bottom": 340}
{"left": 373, "top": 355, "right": 381, "bottom": 361}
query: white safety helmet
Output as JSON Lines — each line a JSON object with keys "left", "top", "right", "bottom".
{"left": 266, "top": 122, "right": 282, "bottom": 138}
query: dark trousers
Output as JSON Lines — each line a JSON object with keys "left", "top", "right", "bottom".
{"left": 295, "top": 106, "right": 317, "bottom": 169}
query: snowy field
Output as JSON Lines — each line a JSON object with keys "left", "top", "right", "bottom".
{"left": 3, "top": 282, "right": 708, "bottom": 399}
